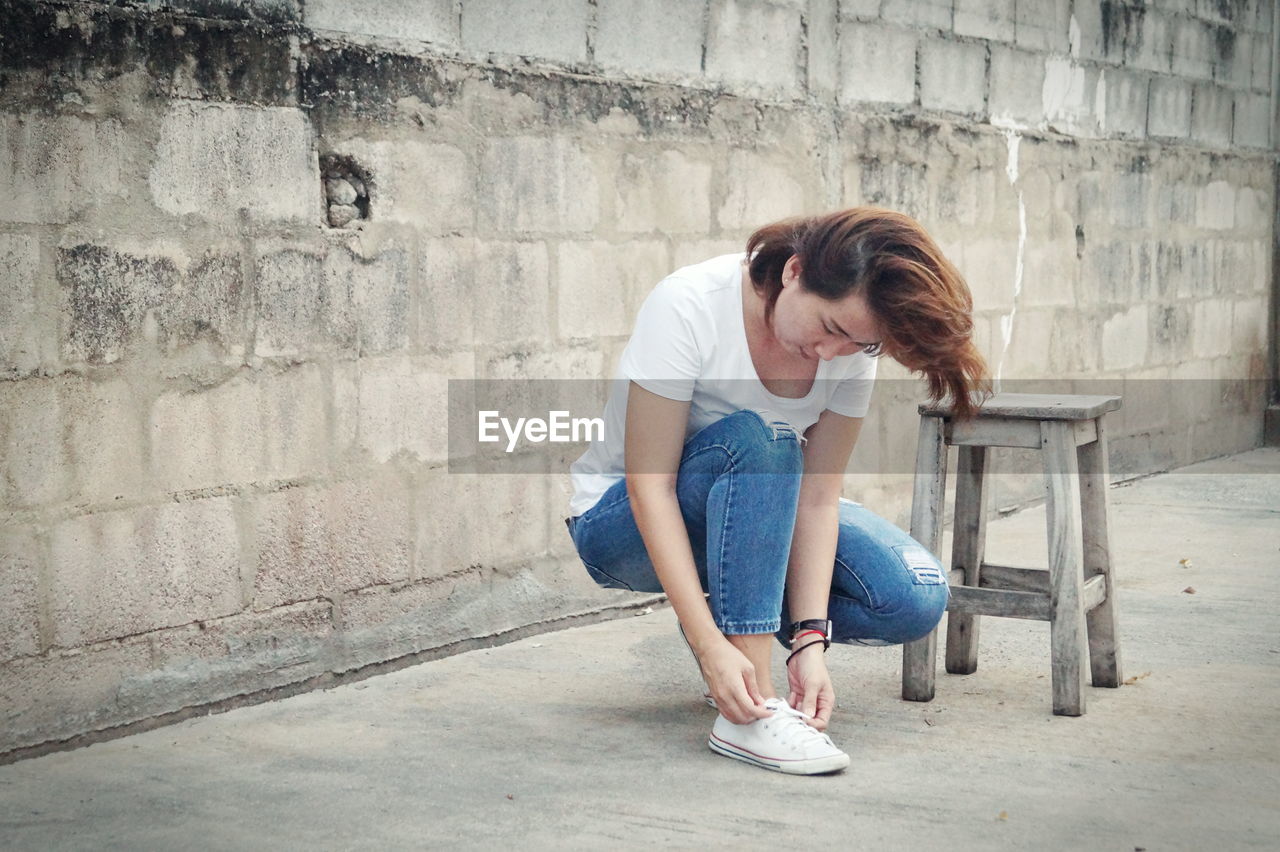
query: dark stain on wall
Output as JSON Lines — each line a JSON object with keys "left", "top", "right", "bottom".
{"left": 0, "top": 1, "right": 298, "bottom": 108}
{"left": 1100, "top": 0, "right": 1146, "bottom": 61}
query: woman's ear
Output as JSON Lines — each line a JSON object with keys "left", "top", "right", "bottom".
{"left": 783, "top": 254, "right": 803, "bottom": 288}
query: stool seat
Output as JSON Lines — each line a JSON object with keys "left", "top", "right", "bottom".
{"left": 919, "top": 392, "right": 1121, "bottom": 421}
{"left": 902, "top": 392, "right": 1124, "bottom": 716}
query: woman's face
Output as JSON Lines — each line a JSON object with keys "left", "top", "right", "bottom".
{"left": 770, "top": 255, "right": 884, "bottom": 361}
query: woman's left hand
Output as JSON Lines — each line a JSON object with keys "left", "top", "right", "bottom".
{"left": 786, "top": 644, "right": 835, "bottom": 731}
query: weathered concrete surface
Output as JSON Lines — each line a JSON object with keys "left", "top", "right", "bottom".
{"left": 1, "top": 449, "right": 1276, "bottom": 849}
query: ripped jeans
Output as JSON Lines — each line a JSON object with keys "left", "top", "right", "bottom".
{"left": 567, "top": 410, "right": 949, "bottom": 644}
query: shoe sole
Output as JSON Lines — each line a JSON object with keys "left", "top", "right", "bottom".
{"left": 707, "top": 732, "right": 850, "bottom": 775}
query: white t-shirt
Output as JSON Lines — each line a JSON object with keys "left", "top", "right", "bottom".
{"left": 568, "top": 253, "right": 878, "bottom": 517}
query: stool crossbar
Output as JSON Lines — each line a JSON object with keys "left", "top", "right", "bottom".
{"left": 901, "top": 393, "right": 1124, "bottom": 716}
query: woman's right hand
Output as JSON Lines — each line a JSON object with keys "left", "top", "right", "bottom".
{"left": 697, "top": 639, "right": 773, "bottom": 725}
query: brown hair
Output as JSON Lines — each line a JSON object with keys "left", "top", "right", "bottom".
{"left": 746, "top": 207, "right": 990, "bottom": 419}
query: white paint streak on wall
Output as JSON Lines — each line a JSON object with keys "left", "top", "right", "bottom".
{"left": 995, "top": 128, "right": 1027, "bottom": 388}
{"left": 1042, "top": 57, "right": 1088, "bottom": 133}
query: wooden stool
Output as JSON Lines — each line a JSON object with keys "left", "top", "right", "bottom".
{"left": 900, "top": 393, "right": 1124, "bottom": 716}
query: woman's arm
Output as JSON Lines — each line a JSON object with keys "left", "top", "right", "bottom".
{"left": 785, "top": 409, "right": 864, "bottom": 727}
{"left": 624, "top": 382, "right": 770, "bottom": 724}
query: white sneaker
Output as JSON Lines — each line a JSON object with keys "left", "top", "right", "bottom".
{"left": 708, "top": 698, "right": 850, "bottom": 775}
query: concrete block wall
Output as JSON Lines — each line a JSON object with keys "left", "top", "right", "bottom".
{"left": 0, "top": 0, "right": 1274, "bottom": 759}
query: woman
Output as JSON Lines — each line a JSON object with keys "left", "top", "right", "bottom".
{"left": 566, "top": 207, "right": 988, "bottom": 775}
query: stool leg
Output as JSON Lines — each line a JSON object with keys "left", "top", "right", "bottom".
{"left": 1079, "top": 416, "right": 1123, "bottom": 687}
{"left": 1042, "top": 420, "right": 1088, "bottom": 716}
{"left": 945, "top": 445, "right": 988, "bottom": 675}
{"left": 903, "top": 415, "right": 948, "bottom": 702}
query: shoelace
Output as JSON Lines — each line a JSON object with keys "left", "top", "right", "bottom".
{"left": 760, "top": 703, "right": 835, "bottom": 752}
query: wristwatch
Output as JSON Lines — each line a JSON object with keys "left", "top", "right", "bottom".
{"left": 789, "top": 618, "right": 832, "bottom": 649}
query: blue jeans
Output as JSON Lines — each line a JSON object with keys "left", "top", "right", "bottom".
{"left": 568, "top": 410, "right": 949, "bottom": 645}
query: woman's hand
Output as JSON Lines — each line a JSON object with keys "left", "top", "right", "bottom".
{"left": 698, "top": 639, "right": 772, "bottom": 726}
{"left": 786, "top": 643, "right": 835, "bottom": 731}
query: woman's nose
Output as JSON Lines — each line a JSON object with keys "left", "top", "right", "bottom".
{"left": 814, "top": 340, "right": 839, "bottom": 360}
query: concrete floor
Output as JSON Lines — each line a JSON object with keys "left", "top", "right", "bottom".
{"left": 2, "top": 449, "right": 1278, "bottom": 850}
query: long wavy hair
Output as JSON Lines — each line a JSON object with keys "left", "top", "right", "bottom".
{"left": 746, "top": 207, "right": 990, "bottom": 419}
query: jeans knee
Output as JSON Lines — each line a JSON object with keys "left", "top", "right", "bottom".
{"left": 716, "top": 410, "right": 803, "bottom": 475}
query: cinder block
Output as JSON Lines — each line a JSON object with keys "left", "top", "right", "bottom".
{"left": 461, "top": 0, "right": 587, "bottom": 63}
{"left": 58, "top": 243, "right": 247, "bottom": 365}
{"left": 305, "top": 0, "right": 459, "bottom": 47}
{"left": 1147, "top": 304, "right": 1192, "bottom": 366}
{"left": 417, "top": 473, "right": 549, "bottom": 579}
{"left": 955, "top": 0, "right": 1014, "bottom": 42}
{"left": 1079, "top": 238, "right": 1133, "bottom": 304}
{"left": 252, "top": 476, "right": 412, "bottom": 610}
{"left": 336, "top": 571, "right": 487, "bottom": 668}
{"left": 716, "top": 151, "right": 810, "bottom": 232}
{"left": 557, "top": 240, "right": 670, "bottom": 341}
{"left": 62, "top": 377, "right": 147, "bottom": 506}
{"left": 0, "top": 114, "right": 126, "bottom": 226}
{"left": 1192, "top": 298, "right": 1235, "bottom": 358}
{"left": 1233, "top": 297, "right": 1268, "bottom": 352}
{"left": 881, "top": 0, "right": 952, "bottom": 31}
{"left": 1147, "top": 77, "right": 1193, "bottom": 138}
{"left": 858, "top": 158, "right": 932, "bottom": 221}
{"left": 1251, "top": 32, "right": 1272, "bottom": 90}
{"left": 1004, "top": 308, "right": 1054, "bottom": 379}
{"left": 137, "top": 601, "right": 334, "bottom": 711}
{"left": 1047, "top": 308, "right": 1102, "bottom": 375}
{"left": 1127, "top": 10, "right": 1174, "bottom": 74}
{"left": 49, "top": 497, "right": 242, "bottom": 647}
{"left": 257, "top": 236, "right": 404, "bottom": 358}
{"left": 331, "top": 138, "right": 473, "bottom": 233}
{"left": 671, "top": 238, "right": 750, "bottom": 269}
{"left": 1232, "top": 91, "right": 1270, "bottom": 148}
{"left": 1156, "top": 181, "right": 1196, "bottom": 225}
{"left": 479, "top": 137, "right": 600, "bottom": 234}
{"left": 838, "top": 0, "right": 880, "bottom": 19}
{"left": 1217, "top": 241, "right": 1258, "bottom": 295}
{"left": 0, "top": 379, "right": 71, "bottom": 507}
{"left": 1042, "top": 58, "right": 1102, "bottom": 137}
{"left": 1190, "top": 83, "right": 1233, "bottom": 147}
{"left": 0, "top": 234, "right": 44, "bottom": 377}
{"left": 1101, "top": 306, "right": 1149, "bottom": 371}
{"left": 327, "top": 240, "right": 411, "bottom": 355}
{"left": 335, "top": 353, "right": 472, "bottom": 466}
{"left": 1212, "top": 26, "right": 1252, "bottom": 90}
{"left": 1234, "top": 187, "right": 1270, "bottom": 235}
{"left": 1022, "top": 238, "right": 1079, "bottom": 307}
{"left": 1100, "top": 69, "right": 1149, "bottom": 138}
{"left": 614, "top": 149, "right": 714, "bottom": 234}
{"left": 955, "top": 237, "right": 1017, "bottom": 314}
{"left": 148, "top": 103, "right": 318, "bottom": 223}
{"left": 920, "top": 39, "right": 986, "bottom": 115}
{"left": 418, "top": 237, "right": 477, "bottom": 350}
{"left": 149, "top": 365, "right": 330, "bottom": 492}
{"left": 1, "top": 641, "right": 153, "bottom": 753}
{"left": 1014, "top": 0, "right": 1069, "bottom": 54}
{"left": 1170, "top": 17, "right": 1216, "bottom": 80}
{"left": 0, "top": 527, "right": 41, "bottom": 662}
{"left": 706, "top": 0, "right": 804, "bottom": 97}
{"left": 806, "top": 0, "right": 839, "bottom": 98}
{"left": 839, "top": 22, "right": 917, "bottom": 105}
{"left": 1110, "top": 171, "right": 1153, "bottom": 229}
{"left": 1195, "top": 180, "right": 1236, "bottom": 231}
{"left": 470, "top": 240, "right": 550, "bottom": 344}
{"left": 254, "top": 243, "right": 350, "bottom": 358}
{"left": 594, "top": 0, "right": 706, "bottom": 78}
